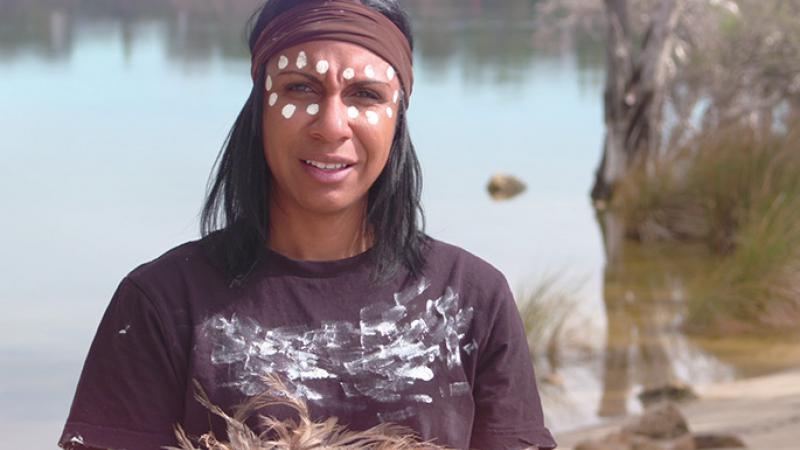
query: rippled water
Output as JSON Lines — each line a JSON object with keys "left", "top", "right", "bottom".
{"left": 1, "top": 1, "right": 796, "bottom": 448}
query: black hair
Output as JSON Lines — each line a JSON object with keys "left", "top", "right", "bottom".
{"left": 200, "top": 0, "right": 426, "bottom": 284}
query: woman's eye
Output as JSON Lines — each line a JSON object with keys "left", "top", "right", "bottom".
{"left": 287, "top": 83, "right": 315, "bottom": 94}
{"left": 353, "top": 89, "right": 381, "bottom": 101}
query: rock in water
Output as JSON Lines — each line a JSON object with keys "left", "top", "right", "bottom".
{"left": 693, "top": 433, "right": 746, "bottom": 449}
{"left": 487, "top": 174, "right": 526, "bottom": 200}
{"left": 624, "top": 402, "right": 690, "bottom": 440}
{"left": 638, "top": 382, "right": 699, "bottom": 407}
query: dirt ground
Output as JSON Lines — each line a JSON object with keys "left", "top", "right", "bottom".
{"left": 554, "top": 368, "right": 800, "bottom": 450}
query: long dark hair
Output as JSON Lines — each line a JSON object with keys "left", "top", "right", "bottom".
{"left": 200, "top": 0, "right": 426, "bottom": 284}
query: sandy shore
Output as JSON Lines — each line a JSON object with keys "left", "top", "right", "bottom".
{"left": 554, "top": 368, "right": 800, "bottom": 450}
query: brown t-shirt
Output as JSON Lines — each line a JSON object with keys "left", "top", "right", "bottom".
{"left": 59, "top": 238, "right": 556, "bottom": 450}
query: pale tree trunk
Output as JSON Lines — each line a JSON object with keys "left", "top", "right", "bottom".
{"left": 591, "top": 0, "right": 684, "bottom": 203}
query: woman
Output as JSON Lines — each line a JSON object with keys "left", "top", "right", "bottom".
{"left": 59, "top": 1, "right": 556, "bottom": 449}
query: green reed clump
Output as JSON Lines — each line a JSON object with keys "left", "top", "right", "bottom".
{"left": 517, "top": 275, "right": 581, "bottom": 377}
{"left": 611, "top": 125, "right": 800, "bottom": 333}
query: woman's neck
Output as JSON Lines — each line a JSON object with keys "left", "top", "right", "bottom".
{"left": 267, "top": 199, "right": 372, "bottom": 261}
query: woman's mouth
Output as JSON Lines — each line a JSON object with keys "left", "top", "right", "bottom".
{"left": 302, "top": 160, "right": 352, "bottom": 170}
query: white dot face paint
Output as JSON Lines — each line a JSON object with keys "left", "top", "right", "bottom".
{"left": 296, "top": 51, "right": 307, "bottom": 69}
{"left": 268, "top": 92, "right": 278, "bottom": 107}
{"left": 393, "top": 90, "right": 399, "bottom": 104}
{"left": 387, "top": 66, "right": 395, "bottom": 81}
{"left": 347, "top": 106, "right": 359, "bottom": 119}
{"left": 282, "top": 104, "right": 296, "bottom": 119}
{"left": 343, "top": 68, "right": 355, "bottom": 80}
{"left": 365, "top": 65, "right": 375, "bottom": 78}
{"left": 278, "top": 55, "right": 289, "bottom": 70}
{"left": 316, "top": 60, "right": 330, "bottom": 74}
{"left": 265, "top": 75, "right": 272, "bottom": 91}
{"left": 365, "top": 110, "right": 379, "bottom": 125}
{"left": 306, "top": 103, "right": 320, "bottom": 116}
{"left": 386, "top": 106, "right": 394, "bottom": 119}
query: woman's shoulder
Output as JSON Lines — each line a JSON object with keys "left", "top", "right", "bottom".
{"left": 422, "top": 236, "right": 510, "bottom": 298}
{"left": 124, "top": 237, "right": 225, "bottom": 298}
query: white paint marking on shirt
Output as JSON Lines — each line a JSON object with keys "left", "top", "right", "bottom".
{"left": 343, "top": 67, "right": 355, "bottom": 80}
{"left": 378, "top": 407, "right": 415, "bottom": 423}
{"left": 365, "top": 110, "right": 379, "bottom": 125}
{"left": 365, "top": 65, "right": 375, "bottom": 78}
{"left": 296, "top": 51, "right": 307, "bottom": 69}
{"left": 268, "top": 92, "right": 278, "bottom": 107}
{"left": 449, "top": 381, "right": 471, "bottom": 397}
{"left": 407, "top": 394, "right": 433, "bottom": 404}
{"left": 203, "top": 277, "right": 476, "bottom": 412}
{"left": 118, "top": 324, "right": 131, "bottom": 335}
{"left": 316, "top": 60, "right": 330, "bottom": 74}
{"left": 282, "top": 104, "right": 296, "bottom": 119}
{"left": 306, "top": 103, "right": 320, "bottom": 116}
{"left": 277, "top": 55, "right": 289, "bottom": 70}
{"left": 347, "top": 106, "right": 359, "bottom": 119}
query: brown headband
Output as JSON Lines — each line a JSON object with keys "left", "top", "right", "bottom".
{"left": 250, "top": 0, "right": 414, "bottom": 104}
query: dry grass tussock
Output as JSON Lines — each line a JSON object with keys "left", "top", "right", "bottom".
{"left": 165, "top": 374, "right": 453, "bottom": 450}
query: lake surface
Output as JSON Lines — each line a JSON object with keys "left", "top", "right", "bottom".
{"left": 1, "top": 1, "right": 797, "bottom": 448}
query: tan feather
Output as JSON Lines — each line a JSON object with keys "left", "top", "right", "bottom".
{"left": 165, "top": 374, "right": 453, "bottom": 450}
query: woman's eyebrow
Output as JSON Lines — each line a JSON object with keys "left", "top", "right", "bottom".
{"left": 275, "top": 70, "right": 321, "bottom": 82}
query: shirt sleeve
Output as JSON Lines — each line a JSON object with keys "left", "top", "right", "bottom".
{"left": 469, "top": 279, "right": 557, "bottom": 450}
{"left": 59, "top": 277, "right": 187, "bottom": 450}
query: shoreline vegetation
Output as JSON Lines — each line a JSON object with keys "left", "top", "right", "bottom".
{"left": 609, "top": 124, "right": 800, "bottom": 335}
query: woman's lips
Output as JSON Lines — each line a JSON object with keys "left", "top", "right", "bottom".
{"left": 300, "top": 159, "right": 354, "bottom": 183}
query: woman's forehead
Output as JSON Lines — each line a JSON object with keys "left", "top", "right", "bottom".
{"left": 267, "top": 40, "right": 390, "bottom": 71}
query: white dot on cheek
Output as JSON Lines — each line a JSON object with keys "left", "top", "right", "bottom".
{"left": 365, "top": 110, "right": 379, "bottom": 125}
{"left": 306, "top": 103, "right": 319, "bottom": 116}
{"left": 347, "top": 106, "right": 359, "bottom": 119}
{"left": 343, "top": 68, "right": 355, "bottom": 80}
{"left": 365, "top": 65, "right": 375, "bottom": 78}
{"left": 316, "top": 60, "right": 330, "bottom": 74}
{"left": 265, "top": 75, "right": 272, "bottom": 91}
{"left": 386, "top": 107, "right": 393, "bottom": 119}
{"left": 282, "top": 104, "right": 296, "bottom": 119}
{"left": 296, "top": 51, "right": 307, "bottom": 69}
{"left": 278, "top": 55, "right": 289, "bottom": 70}
{"left": 393, "top": 90, "right": 399, "bottom": 104}
{"left": 268, "top": 93, "right": 278, "bottom": 107}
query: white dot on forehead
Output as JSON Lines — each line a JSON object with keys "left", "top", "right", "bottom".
{"left": 387, "top": 66, "right": 395, "bottom": 81}
{"left": 282, "top": 104, "right": 296, "bottom": 119}
{"left": 296, "top": 51, "right": 307, "bottom": 69}
{"left": 265, "top": 75, "right": 272, "bottom": 91}
{"left": 386, "top": 107, "right": 393, "bottom": 118}
{"left": 343, "top": 68, "right": 355, "bottom": 80}
{"left": 365, "top": 110, "right": 379, "bottom": 124}
{"left": 347, "top": 106, "right": 359, "bottom": 119}
{"left": 316, "top": 60, "right": 330, "bottom": 74}
{"left": 277, "top": 55, "right": 289, "bottom": 70}
{"left": 306, "top": 103, "right": 320, "bottom": 116}
{"left": 365, "top": 65, "right": 375, "bottom": 78}
{"left": 268, "top": 92, "right": 278, "bottom": 106}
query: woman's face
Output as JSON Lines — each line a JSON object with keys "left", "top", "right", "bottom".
{"left": 261, "top": 40, "right": 402, "bottom": 217}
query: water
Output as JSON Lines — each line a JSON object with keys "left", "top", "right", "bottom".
{"left": 1, "top": 1, "right": 797, "bottom": 448}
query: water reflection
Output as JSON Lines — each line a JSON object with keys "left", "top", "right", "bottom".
{"left": 591, "top": 211, "right": 800, "bottom": 419}
{"left": 0, "top": 0, "right": 604, "bottom": 82}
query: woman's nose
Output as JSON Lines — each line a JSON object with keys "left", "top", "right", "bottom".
{"left": 308, "top": 96, "right": 354, "bottom": 143}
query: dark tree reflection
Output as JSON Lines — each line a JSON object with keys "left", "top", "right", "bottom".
{"left": 0, "top": 0, "right": 604, "bottom": 83}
